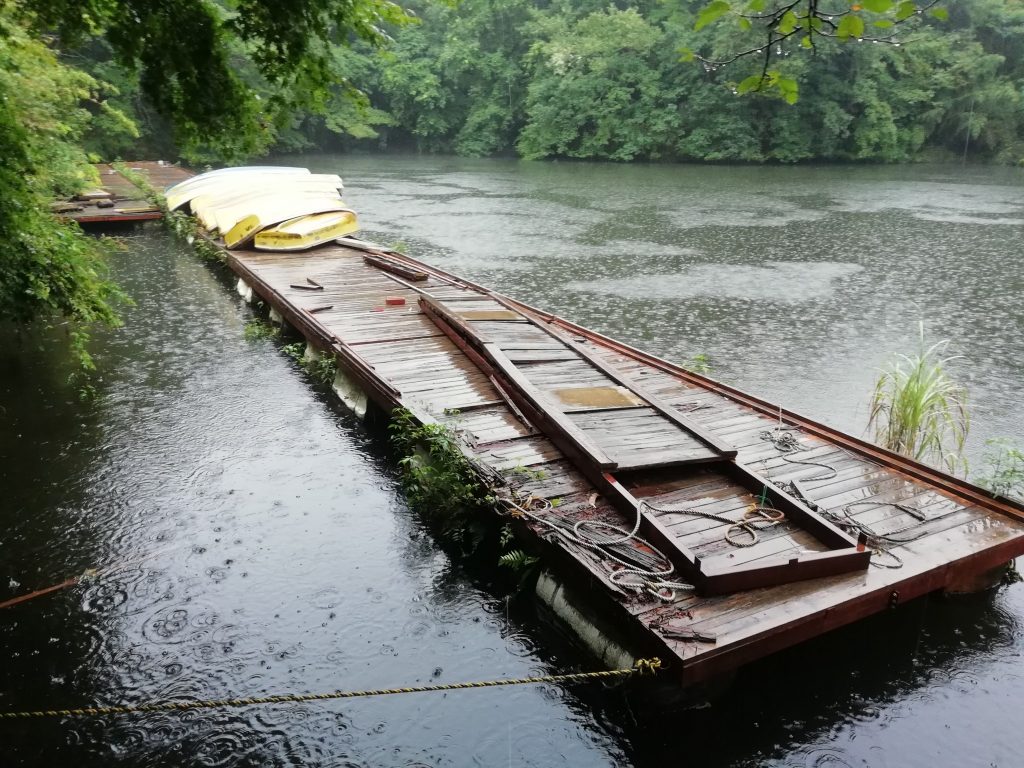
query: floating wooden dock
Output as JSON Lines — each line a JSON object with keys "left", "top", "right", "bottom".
{"left": 106, "top": 165, "right": 1024, "bottom": 686}
{"left": 62, "top": 162, "right": 191, "bottom": 224}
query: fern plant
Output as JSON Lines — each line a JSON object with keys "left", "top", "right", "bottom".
{"left": 868, "top": 324, "right": 969, "bottom": 474}
{"left": 498, "top": 549, "right": 538, "bottom": 572}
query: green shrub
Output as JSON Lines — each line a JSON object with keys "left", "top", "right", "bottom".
{"left": 389, "top": 408, "right": 492, "bottom": 550}
{"left": 977, "top": 439, "right": 1024, "bottom": 501}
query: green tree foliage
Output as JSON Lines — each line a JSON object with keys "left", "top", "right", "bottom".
{"left": 1, "top": 0, "right": 412, "bottom": 365}
{"left": 18, "top": 0, "right": 412, "bottom": 157}
{"left": 338, "top": 0, "right": 1024, "bottom": 163}
{"left": 0, "top": 9, "right": 127, "bottom": 366}
{"left": 5, "top": 0, "right": 1024, "bottom": 372}
{"left": 517, "top": 8, "right": 681, "bottom": 160}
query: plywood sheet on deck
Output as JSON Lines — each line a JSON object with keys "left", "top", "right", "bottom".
{"left": 552, "top": 386, "right": 645, "bottom": 409}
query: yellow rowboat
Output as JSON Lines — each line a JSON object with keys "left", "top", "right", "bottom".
{"left": 254, "top": 210, "right": 360, "bottom": 252}
{"left": 223, "top": 197, "right": 352, "bottom": 249}
{"left": 164, "top": 167, "right": 313, "bottom": 211}
{"left": 190, "top": 176, "right": 344, "bottom": 232}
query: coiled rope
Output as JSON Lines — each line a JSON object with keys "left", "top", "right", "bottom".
{"left": 501, "top": 493, "right": 694, "bottom": 601}
{"left": 638, "top": 500, "right": 785, "bottom": 548}
{"left": 755, "top": 420, "right": 947, "bottom": 569}
{"left": 502, "top": 491, "right": 784, "bottom": 600}
{"left": 0, "top": 658, "right": 663, "bottom": 720}
{"left": 758, "top": 427, "right": 843, "bottom": 482}
{"left": 783, "top": 479, "right": 957, "bottom": 569}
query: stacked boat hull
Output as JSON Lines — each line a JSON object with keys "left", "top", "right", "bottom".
{"left": 164, "top": 166, "right": 358, "bottom": 251}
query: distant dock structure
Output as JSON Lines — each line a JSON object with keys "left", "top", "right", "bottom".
{"left": 60, "top": 162, "right": 191, "bottom": 224}
{"left": 95, "top": 164, "right": 1024, "bottom": 687}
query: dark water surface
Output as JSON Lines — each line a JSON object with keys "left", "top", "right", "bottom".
{"left": 2, "top": 157, "right": 1023, "bottom": 767}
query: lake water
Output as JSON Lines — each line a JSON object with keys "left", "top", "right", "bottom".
{"left": 1, "top": 156, "right": 1022, "bottom": 767}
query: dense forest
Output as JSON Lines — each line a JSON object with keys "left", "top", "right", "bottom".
{"left": 82, "top": 0, "right": 1024, "bottom": 165}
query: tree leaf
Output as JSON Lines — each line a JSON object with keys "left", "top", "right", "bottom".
{"left": 801, "top": 34, "right": 813, "bottom": 47}
{"left": 678, "top": 46, "right": 696, "bottom": 61}
{"left": 861, "top": 0, "right": 893, "bottom": 12}
{"left": 738, "top": 16, "right": 752, "bottom": 29}
{"left": 695, "top": 0, "right": 732, "bottom": 31}
{"left": 775, "top": 76, "right": 799, "bottom": 104}
{"left": 747, "top": 0, "right": 766, "bottom": 11}
{"left": 777, "top": 9, "right": 799, "bottom": 34}
{"left": 836, "top": 14, "right": 865, "bottom": 39}
{"left": 929, "top": 6, "right": 949, "bottom": 20}
{"left": 736, "top": 73, "right": 765, "bottom": 93}
{"left": 896, "top": 1, "right": 916, "bottom": 20}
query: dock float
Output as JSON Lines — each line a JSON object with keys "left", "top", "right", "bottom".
{"left": 120, "top": 166, "right": 1024, "bottom": 687}
{"left": 61, "top": 162, "right": 192, "bottom": 224}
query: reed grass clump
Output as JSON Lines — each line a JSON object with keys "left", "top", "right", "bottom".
{"left": 868, "top": 324, "right": 969, "bottom": 474}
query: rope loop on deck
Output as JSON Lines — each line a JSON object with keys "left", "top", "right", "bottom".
{"left": 758, "top": 427, "right": 841, "bottom": 482}
{"left": 782, "top": 480, "right": 958, "bottom": 569}
{"left": 0, "top": 659, "right": 663, "bottom": 720}
{"left": 500, "top": 492, "right": 694, "bottom": 602}
{"left": 754, "top": 419, "right": 954, "bottom": 571}
{"left": 638, "top": 500, "right": 785, "bottom": 550}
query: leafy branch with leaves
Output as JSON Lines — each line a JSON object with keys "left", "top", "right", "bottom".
{"left": 684, "top": 0, "right": 949, "bottom": 102}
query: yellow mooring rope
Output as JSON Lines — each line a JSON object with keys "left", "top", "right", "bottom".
{"left": 0, "top": 658, "right": 663, "bottom": 720}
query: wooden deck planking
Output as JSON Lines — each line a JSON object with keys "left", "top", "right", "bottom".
{"left": 173, "top": 188, "right": 1024, "bottom": 685}
{"left": 69, "top": 162, "right": 192, "bottom": 224}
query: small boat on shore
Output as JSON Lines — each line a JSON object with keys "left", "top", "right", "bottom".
{"left": 224, "top": 198, "right": 354, "bottom": 249}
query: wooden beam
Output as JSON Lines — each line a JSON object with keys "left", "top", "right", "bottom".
{"left": 488, "top": 293, "right": 737, "bottom": 460}
{"left": 699, "top": 549, "right": 872, "bottom": 596}
{"left": 727, "top": 463, "right": 860, "bottom": 550}
{"left": 421, "top": 293, "right": 870, "bottom": 594}
{"left": 421, "top": 296, "right": 617, "bottom": 469}
{"left": 363, "top": 253, "right": 429, "bottom": 281}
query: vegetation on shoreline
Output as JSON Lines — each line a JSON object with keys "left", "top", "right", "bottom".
{"left": 389, "top": 408, "right": 495, "bottom": 550}
{"left": 357, "top": 0, "right": 1024, "bottom": 164}
{"left": 0, "top": 0, "right": 406, "bottom": 363}
{"left": 0, "top": 7, "right": 131, "bottom": 368}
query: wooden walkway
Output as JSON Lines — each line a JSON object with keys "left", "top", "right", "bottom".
{"left": 63, "top": 162, "right": 191, "bottom": 224}
{"left": 221, "top": 242, "right": 1024, "bottom": 685}
{"left": 101, "top": 164, "right": 1024, "bottom": 686}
